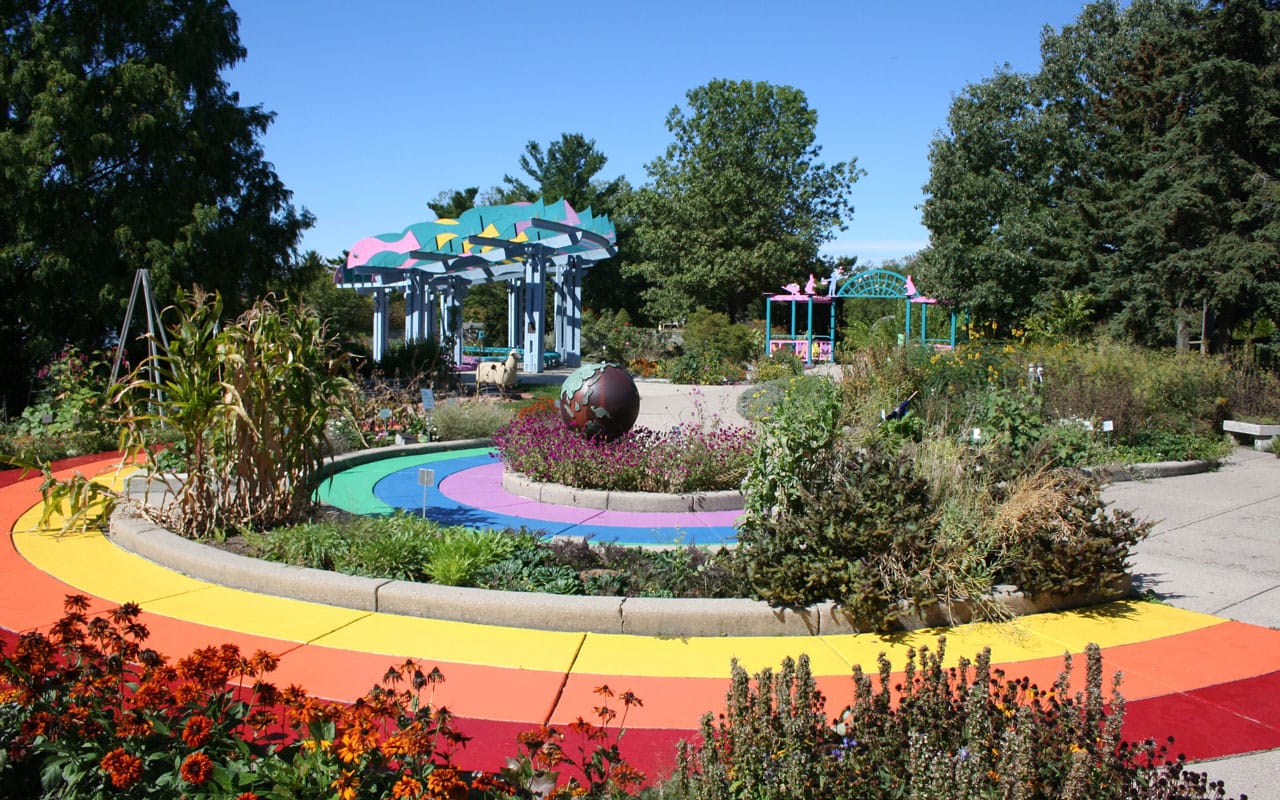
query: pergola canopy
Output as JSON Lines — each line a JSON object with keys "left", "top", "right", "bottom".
{"left": 336, "top": 198, "right": 616, "bottom": 289}
{"left": 336, "top": 199, "right": 617, "bottom": 372}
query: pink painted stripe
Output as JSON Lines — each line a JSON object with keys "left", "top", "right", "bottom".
{"left": 437, "top": 463, "right": 742, "bottom": 529}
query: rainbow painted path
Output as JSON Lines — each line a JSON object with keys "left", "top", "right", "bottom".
{"left": 3, "top": 454, "right": 1279, "bottom": 779}
{"left": 318, "top": 447, "right": 739, "bottom": 545}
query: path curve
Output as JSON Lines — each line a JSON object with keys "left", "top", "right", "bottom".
{"left": 3, "top": 455, "right": 1279, "bottom": 779}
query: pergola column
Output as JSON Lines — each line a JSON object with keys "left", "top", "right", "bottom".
{"left": 507, "top": 280, "right": 521, "bottom": 349}
{"left": 372, "top": 287, "right": 390, "bottom": 362}
{"left": 522, "top": 251, "right": 546, "bottom": 373}
{"left": 563, "top": 257, "right": 583, "bottom": 367}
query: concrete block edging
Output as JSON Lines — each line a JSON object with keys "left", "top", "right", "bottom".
{"left": 106, "top": 442, "right": 1130, "bottom": 637}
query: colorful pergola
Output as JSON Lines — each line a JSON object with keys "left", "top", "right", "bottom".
{"left": 336, "top": 199, "right": 617, "bottom": 372}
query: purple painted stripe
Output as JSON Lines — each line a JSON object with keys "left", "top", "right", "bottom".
{"left": 437, "top": 463, "right": 743, "bottom": 529}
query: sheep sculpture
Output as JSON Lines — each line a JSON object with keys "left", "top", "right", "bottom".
{"left": 475, "top": 350, "right": 520, "bottom": 396}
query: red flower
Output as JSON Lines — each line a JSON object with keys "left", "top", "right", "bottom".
{"left": 100, "top": 747, "right": 144, "bottom": 789}
{"left": 180, "top": 751, "right": 214, "bottom": 785}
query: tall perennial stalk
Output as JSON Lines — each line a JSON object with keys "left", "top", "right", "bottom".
{"left": 116, "top": 290, "right": 350, "bottom": 538}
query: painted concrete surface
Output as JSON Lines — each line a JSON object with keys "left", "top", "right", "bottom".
{"left": 4, "top": 442, "right": 1280, "bottom": 791}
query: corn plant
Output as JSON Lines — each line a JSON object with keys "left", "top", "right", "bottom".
{"left": 115, "top": 290, "right": 352, "bottom": 539}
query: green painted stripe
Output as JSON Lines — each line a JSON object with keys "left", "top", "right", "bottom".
{"left": 316, "top": 447, "right": 494, "bottom": 515}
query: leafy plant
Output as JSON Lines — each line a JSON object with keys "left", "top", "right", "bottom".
{"left": 1, "top": 595, "right": 649, "bottom": 800}
{"left": 423, "top": 528, "right": 515, "bottom": 586}
{"left": 114, "top": 290, "right": 352, "bottom": 539}
{"left": 673, "top": 640, "right": 1239, "bottom": 800}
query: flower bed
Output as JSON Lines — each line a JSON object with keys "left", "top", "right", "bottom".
{"left": 493, "top": 400, "right": 754, "bottom": 494}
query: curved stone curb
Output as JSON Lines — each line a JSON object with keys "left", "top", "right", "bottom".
{"left": 106, "top": 509, "right": 1132, "bottom": 637}
{"left": 1084, "top": 459, "right": 1215, "bottom": 483}
{"left": 105, "top": 440, "right": 1132, "bottom": 637}
{"left": 501, "top": 471, "right": 744, "bottom": 513}
{"left": 320, "top": 438, "right": 494, "bottom": 477}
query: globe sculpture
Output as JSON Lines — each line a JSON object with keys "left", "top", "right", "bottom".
{"left": 558, "top": 363, "right": 640, "bottom": 440}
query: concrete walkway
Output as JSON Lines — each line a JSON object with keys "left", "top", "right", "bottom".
{"left": 1106, "top": 446, "right": 1280, "bottom": 796}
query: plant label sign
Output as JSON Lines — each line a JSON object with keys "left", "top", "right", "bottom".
{"left": 420, "top": 389, "right": 435, "bottom": 410}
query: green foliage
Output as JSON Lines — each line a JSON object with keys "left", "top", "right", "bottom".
{"left": 581, "top": 308, "right": 666, "bottom": 365}
{"left": 751, "top": 349, "right": 804, "bottom": 383}
{"left": 115, "top": 290, "right": 351, "bottom": 539}
{"left": 740, "top": 375, "right": 843, "bottom": 523}
{"left": 0, "top": 347, "right": 118, "bottom": 462}
{"left": 430, "top": 399, "right": 514, "bottom": 441}
{"left": 243, "top": 522, "right": 749, "bottom": 599}
{"left": 625, "top": 79, "right": 863, "bottom": 322}
{"left": 735, "top": 342, "right": 1174, "bottom": 628}
{"left": 365, "top": 338, "right": 457, "bottom": 392}
{"left": 681, "top": 310, "right": 759, "bottom": 365}
{"left": 499, "top": 134, "right": 625, "bottom": 213}
{"left": 919, "top": 0, "right": 1280, "bottom": 349}
{"left": 422, "top": 528, "right": 515, "bottom": 586}
{"left": 739, "top": 439, "right": 935, "bottom": 626}
{"left": 0, "top": 0, "right": 312, "bottom": 415}
{"left": 664, "top": 310, "right": 758, "bottom": 382}
{"left": 672, "top": 641, "right": 1237, "bottom": 800}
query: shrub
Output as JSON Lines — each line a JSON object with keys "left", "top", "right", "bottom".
{"left": 430, "top": 399, "right": 514, "bottom": 441}
{"left": 364, "top": 338, "right": 458, "bottom": 392}
{"left": 423, "top": 527, "right": 515, "bottom": 586}
{"left": 751, "top": 349, "right": 804, "bottom": 383}
{"left": 682, "top": 309, "right": 758, "bottom": 365}
{"left": 738, "top": 370, "right": 1152, "bottom": 628}
{"left": 0, "top": 347, "right": 118, "bottom": 462}
{"left": 672, "top": 640, "right": 1239, "bottom": 800}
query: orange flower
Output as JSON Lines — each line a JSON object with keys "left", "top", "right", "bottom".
{"left": 331, "top": 769, "right": 360, "bottom": 800}
{"left": 249, "top": 650, "right": 280, "bottom": 675}
{"left": 182, "top": 715, "right": 213, "bottom": 748}
{"left": 180, "top": 751, "right": 214, "bottom": 785}
{"left": 391, "top": 773, "right": 424, "bottom": 799}
{"left": 235, "top": 794, "right": 261, "bottom": 800}
{"left": 425, "top": 767, "right": 468, "bottom": 800}
{"left": 100, "top": 747, "right": 144, "bottom": 789}
{"left": 337, "top": 726, "right": 377, "bottom": 764}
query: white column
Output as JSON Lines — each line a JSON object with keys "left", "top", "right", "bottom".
{"left": 372, "top": 288, "right": 390, "bottom": 362}
{"left": 522, "top": 253, "right": 546, "bottom": 373}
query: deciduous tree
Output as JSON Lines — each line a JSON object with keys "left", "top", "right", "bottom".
{"left": 625, "top": 79, "right": 862, "bottom": 322}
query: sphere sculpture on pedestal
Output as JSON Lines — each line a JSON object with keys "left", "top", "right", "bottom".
{"left": 558, "top": 363, "right": 640, "bottom": 440}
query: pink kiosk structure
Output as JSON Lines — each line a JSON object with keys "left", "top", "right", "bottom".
{"left": 765, "top": 269, "right": 957, "bottom": 364}
{"left": 765, "top": 274, "right": 835, "bottom": 364}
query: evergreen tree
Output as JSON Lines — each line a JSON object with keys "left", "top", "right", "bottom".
{"left": 0, "top": 0, "right": 312, "bottom": 410}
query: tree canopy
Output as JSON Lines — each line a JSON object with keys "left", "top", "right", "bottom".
{"left": 919, "top": 0, "right": 1280, "bottom": 350}
{"left": 624, "top": 79, "right": 862, "bottom": 322}
{"left": 500, "top": 133, "right": 626, "bottom": 215}
{"left": 0, "top": 0, "right": 312, "bottom": 410}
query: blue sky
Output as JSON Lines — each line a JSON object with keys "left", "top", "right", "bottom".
{"left": 227, "top": 0, "right": 1094, "bottom": 266}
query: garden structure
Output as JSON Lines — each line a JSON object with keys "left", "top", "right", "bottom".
{"left": 337, "top": 198, "right": 617, "bottom": 372}
{"left": 764, "top": 277, "right": 836, "bottom": 363}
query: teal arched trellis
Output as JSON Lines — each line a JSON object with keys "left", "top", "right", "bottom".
{"left": 832, "top": 269, "right": 956, "bottom": 348}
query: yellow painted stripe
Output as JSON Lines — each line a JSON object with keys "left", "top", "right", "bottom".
{"left": 11, "top": 473, "right": 1226, "bottom": 681}
{"left": 13, "top": 503, "right": 584, "bottom": 672}
{"left": 572, "top": 632, "right": 850, "bottom": 678}
{"left": 313, "top": 614, "right": 584, "bottom": 672}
